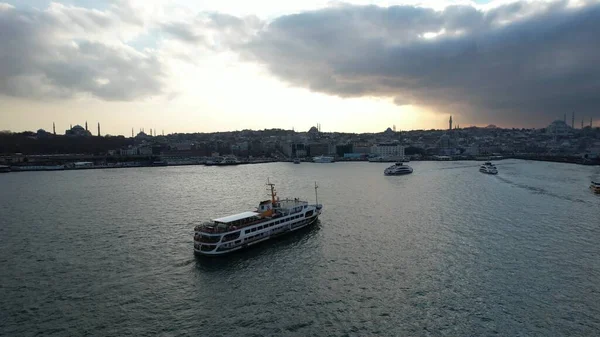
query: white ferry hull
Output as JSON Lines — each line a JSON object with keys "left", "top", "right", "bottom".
{"left": 194, "top": 212, "right": 321, "bottom": 256}
{"left": 384, "top": 170, "right": 412, "bottom": 176}
{"left": 479, "top": 168, "right": 498, "bottom": 175}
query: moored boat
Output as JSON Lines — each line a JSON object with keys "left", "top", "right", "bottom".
{"left": 369, "top": 155, "right": 407, "bottom": 163}
{"left": 206, "top": 156, "right": 240, "bottom": 166}
{"left": 193, "top": 181, "right": 323, "bottom": 256}
{"left": 12, "top": 165, "right": 65, "bottom": 171}
{"left": 313, "top": 155, "right": 334, "bottom": 163}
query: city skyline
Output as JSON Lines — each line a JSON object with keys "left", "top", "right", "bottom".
{"left": 10, "top": 112, "right": 597, "bottom": 138}
{"left": 1, "top": 0, "right": 600, "bottom": 135}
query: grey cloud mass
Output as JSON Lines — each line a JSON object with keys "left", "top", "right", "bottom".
{"left": 236, "top": 0, "right": 600, "bottom": 126}
{"left": 161, "top": 12, "right": 263, "bottom": 50}
{"left": 0, "top": 3, "right": 165, "bottom": 101}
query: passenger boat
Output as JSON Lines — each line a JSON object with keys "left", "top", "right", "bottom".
{"left": 384, "top": 162, "right": 413, "bottom": 175}
{"left": 193, "top": 181, "right": 323, "bottom": 256}
{"left": 590, "top": 181, "right": 600, "bottom": 194}
{"left": 313, "top": 155, "right": 334, "bottom": 163}
{"left": 479, "top": 162, "right": 498, "bottom": 175}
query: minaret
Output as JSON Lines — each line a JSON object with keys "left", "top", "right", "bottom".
{"left": 571, "top": 112, "right": 575, "bottom": 129}
{"left": 97, "top": 122, "right": 100, "bottom": 137}
{"left": 449, "top": 115, "right": 453, "bottom": 130}
{"left": 132, "top": 128, "right": 134, "bottom": 138}
{"left": 85, "top": 121, "right": 88, "bottom": 131}
{"left": 70, "top": 124, "right": 72, "bottom": 129}
{"left": 53, "top": 122, "right": 56, "bottom": 135}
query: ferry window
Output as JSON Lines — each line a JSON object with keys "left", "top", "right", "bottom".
{"left": 235, "top": 240, "right": 241, "bottom": 244}
{"left": 245, "top": 230, "right": 249, "bottom": 234}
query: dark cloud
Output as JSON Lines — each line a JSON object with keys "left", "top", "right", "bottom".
{"left": 238, "top": 1, "right": 600, "bottom": 126}
{"left": 0, "top": 3, "right": 165, "bottom": 101}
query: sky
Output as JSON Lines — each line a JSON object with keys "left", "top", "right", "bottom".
{"left": 0, "top": 0, "right": 599, "bottom": 136}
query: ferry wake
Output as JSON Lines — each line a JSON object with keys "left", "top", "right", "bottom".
{"left": 193, "top": 181, "right": 323, "bottom": 256}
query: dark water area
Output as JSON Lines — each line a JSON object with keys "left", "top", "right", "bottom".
{"left": 1, "top": 160, "right": 600, "bottom": 336}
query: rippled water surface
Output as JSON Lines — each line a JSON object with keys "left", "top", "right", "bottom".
{"left": 1, "top": 160, "right": 600, "bottom": 336}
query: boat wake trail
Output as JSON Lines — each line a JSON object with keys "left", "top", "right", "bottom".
{"left": 495, "top": 176, "right": 586, "bottom": 203}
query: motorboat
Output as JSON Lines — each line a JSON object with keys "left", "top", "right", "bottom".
{"left": 384, "top": 162, "right": 413, "bottom": 175}
{"left": 479, "top": 162, "right": 498, "bottom": 175}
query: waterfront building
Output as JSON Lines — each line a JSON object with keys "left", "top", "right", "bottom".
{"left": 370, "top": 143, "right": 405, "bottom": 157}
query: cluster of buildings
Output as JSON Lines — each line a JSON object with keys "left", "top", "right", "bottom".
{"left": 14, "top": 115, "right": 600, "bottom": 164}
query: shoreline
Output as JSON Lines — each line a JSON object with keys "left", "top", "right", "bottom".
{"left": 1, "top": 156, "right": 598, "bottom": 174}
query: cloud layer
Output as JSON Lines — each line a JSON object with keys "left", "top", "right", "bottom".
{"left": 0, "top": 2, "right": 165, "bottom": 101}
{"left": 237, "top": 0, "right": 600, "bottom": 125}
{"left": 2, "top": 0, "right": 600, "bottom": 126}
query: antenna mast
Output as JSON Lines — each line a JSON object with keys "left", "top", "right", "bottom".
{"left": 266, "top": 178, "right": 277, "bottom": 204}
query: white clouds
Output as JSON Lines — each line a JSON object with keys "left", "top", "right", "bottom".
{"left": 0, "top": 2, "right": 165, "bottom": 100}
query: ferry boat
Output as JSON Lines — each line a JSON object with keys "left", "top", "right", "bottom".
{"left": 313, "top": 155, "right": 334, "bottom": 163}
{"left": 479, "top": 162, "right": 498, "bottom": 175}
{"left": 384, "top": 162, "right": 413, "bottom": 175}
{"left": 193, "top": 181, "right": 323, "bottom": 256}
{"left": 590, "top": 181, "right": 600, "bottom": 194}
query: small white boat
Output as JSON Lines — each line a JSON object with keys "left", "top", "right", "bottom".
{"left": 313, "top": 155, "right": 334, "bottom": 163}
{"left": 384, "top": 162, "right": 413, "bottom": 175}
{"left": 479, "top": 162, "right": 498, "bottom": 175}
{"left": 590, "top": 181, "right": 600, "bottom": 194}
